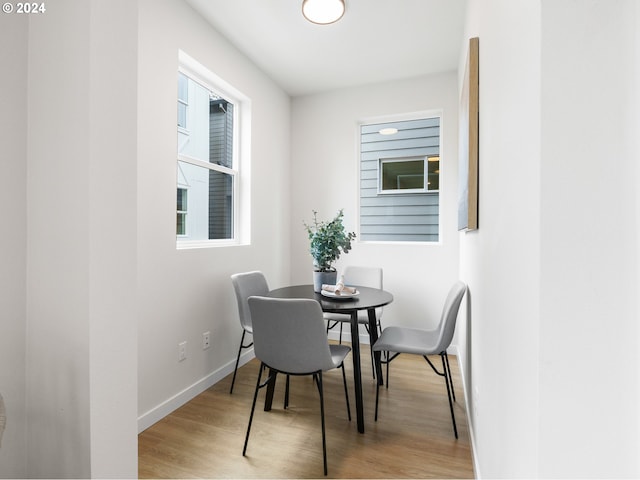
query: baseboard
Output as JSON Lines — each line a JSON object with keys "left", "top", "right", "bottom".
{"left": 450, "top": 345, "right": 481, "bottom": 479}
{"left": 138, "top": 331, "right": 368, "bottom": 434}
{"left": 137, "top": 349, "right": 255, "bottom": 433}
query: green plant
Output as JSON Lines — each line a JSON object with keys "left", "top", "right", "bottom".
{"left": 304, "top": 209, "right": 356, "bottom": 272}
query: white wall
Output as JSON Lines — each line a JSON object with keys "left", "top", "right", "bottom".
{"left": 290, "top": 73, "right": 460, "bottom": 339}
{"left": 88, "top": 2, "right": 139, "bottom": 476}
{"left": 459, "top": 0, "right": 541, "bottom": 476}
{"left": 137, "top": 0, "right": 291, "bottom": 429}
{"left": 538, "top": 1, "right": 639, "bottom": 476}
{"left": 23, "top": 0, "right": 138, "bottom": 476}
{"left": 0, "top": 12, "right": 28, "bottom": 479}
{"left": 460, "top": 0, "right": 640, "bottom": 477}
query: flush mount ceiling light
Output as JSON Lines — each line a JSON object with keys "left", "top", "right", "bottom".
{"left": 379, "top": 127, "right": 398, "bottom": 135}
{"left": 302, "top": 0, "right": 346, "bottom": 25}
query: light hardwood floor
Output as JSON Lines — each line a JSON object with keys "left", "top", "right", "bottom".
{"left": 138, "top": 348, "right": 475, "bottom": 479}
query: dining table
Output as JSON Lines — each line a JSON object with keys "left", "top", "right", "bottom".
{"left": 265, "top": 284, "right": 394, "bottom": 433}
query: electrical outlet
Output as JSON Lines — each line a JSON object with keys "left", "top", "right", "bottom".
{"left": 202, "top": 331, "right": 211, "bottom": 350}
{"left": 178, "top": 341, "right": 187, "bottom": 361}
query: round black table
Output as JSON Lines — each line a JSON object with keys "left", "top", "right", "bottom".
{"left": 266, "top": 284, "right": 394, "bottom": 433}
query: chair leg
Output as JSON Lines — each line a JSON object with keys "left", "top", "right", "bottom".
{"left": 370, "top": 347, "right": 377, "bottom": 379}
{"left": 243, "top": 362, "right": 265, "bottom": 456}
{"left": 385, "top": 351, "right": 390, "bottom": 388}
{"left": 284, "top": 374, "right": 290, "bottom": 409}
{"left": 364, "top": 324, "right": 377, "bottom": 379}
{"left": 441, "top": 354, "right": 458, "bottom": 439}
{"left": 366, "top": 321, "right": 385, "bottom": 382}
{"left": 340, "top": 363, "right": 351, "bottom": 421}
{"left": 315, "top": 372, "right": 328, "bottom": 476}
{"left": 444, "top": 351, "right": 456, "bottom": 402}
{"left": 374, "top": 373, "right": 380, "bottom": 421}
{"left": 230, "top": 330, "right": 246, "bottom": 394}
{"left": 378, "top": 323, "right": 389, "bottom": 387}
{"left": 326, "top": 320, "right": 336, "bottom": 335}
{"left": 375, "top": 351, "right": 403, "bottom": 421}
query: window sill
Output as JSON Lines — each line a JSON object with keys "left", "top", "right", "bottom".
{"left": 177, "top": 239, "right": 247, "bottom": 250}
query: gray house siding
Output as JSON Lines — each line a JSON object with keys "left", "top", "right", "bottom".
{"left": 360, "top": 117, "right": 440, "bottom": 242}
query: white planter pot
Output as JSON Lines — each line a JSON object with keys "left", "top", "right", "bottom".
{"left": 313, "top": 270, "right": 337, "bottom": 293}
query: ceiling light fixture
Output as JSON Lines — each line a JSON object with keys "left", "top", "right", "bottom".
{"left": 302, "top": 0, "right": 346, "bottom": 25}
{"left": 379, "top": 127, "right": 398, "bottom": 135}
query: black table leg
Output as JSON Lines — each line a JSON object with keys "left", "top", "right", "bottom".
{"left": 368, "top": 308, "right": 384, "bottom": 386}
{"left": 350, "top": 311, "right": 365, "bottom": 433}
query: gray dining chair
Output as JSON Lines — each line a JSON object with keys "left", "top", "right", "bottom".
{"left": 372, "top": 280, "right": 467, "bottom": 439}
{"left": 229, "top": 271, "right": 270, "bottom": 394}
{"left": 243, "top": 296, "right": 351, "bottom": 476}
{"left": 325, "top": 266, "right": 383, "bottom": 376}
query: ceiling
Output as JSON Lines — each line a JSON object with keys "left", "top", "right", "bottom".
{"left": 185, "top": 0, "right": 468, "bottom": 97}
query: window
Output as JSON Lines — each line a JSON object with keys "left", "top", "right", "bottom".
{"left": 176, "top": 188, "right": 187, "bottom": 236}
{"left": 379, "top": 155, "right": 440, "bottom": 193}
{"left": 177, "top": 52, "right": 248, "bottom": 247}
{"left": 359, "top": 115, "right": 441, "bottom": 242}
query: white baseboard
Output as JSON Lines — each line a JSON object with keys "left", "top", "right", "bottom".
{"left": 450, "top": 345, "right": 481, "bottom": 479}
{"left": 137, "top": 330, "right": 368, "bottom": 434}
{"left": 137, "top": 349, "right": 255, "bottom": 433}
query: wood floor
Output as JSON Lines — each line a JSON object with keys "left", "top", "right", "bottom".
{"left": 138, "top": 347, "right": 475, "bottom": 479}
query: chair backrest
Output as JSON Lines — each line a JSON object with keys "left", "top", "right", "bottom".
{"left": 433, "top": 281, "right": 467, "bottom": 353}
{"left": 248, "top": 296, "right": 337, "bottom": 374}
{"left": 343, "top": 266, "right": 383, "bottom": 289}
{"left": 230, "top": 271, "right": 269, "bottom": 331}
{"left": 343, "top": 266, "right": 383, "bottom": 321}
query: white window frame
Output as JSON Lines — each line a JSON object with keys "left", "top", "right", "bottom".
{"left": 176, "top": 50, "right": 251, "bottom": 249}
{"left": 378, "top": 156, "right": 429, "bottom": 194}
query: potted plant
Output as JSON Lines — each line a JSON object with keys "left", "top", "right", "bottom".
{"left": 304, "top": 209, "right": 356, "bottom": 292}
